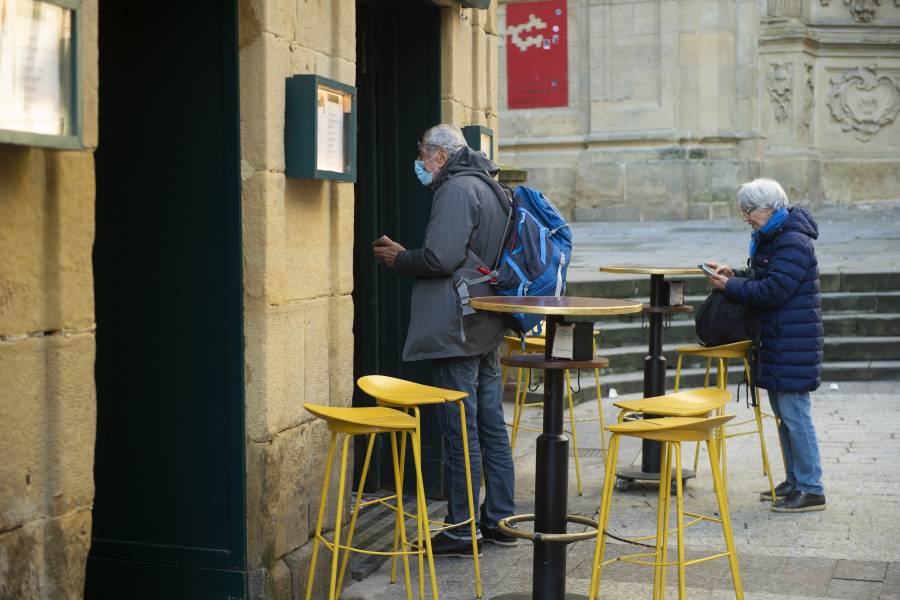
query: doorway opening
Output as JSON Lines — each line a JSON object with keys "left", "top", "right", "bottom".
{"left": 353, "top": 0, "right": 444, "bottom": 495}
{"left": 86, "top": 2, "right": 245, "bottom": 597}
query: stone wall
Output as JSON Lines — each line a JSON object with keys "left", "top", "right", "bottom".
{"left": 239, "top": 0, "right": 356, "bottom": 595}
{"left": 238, "top": 0, "right": 499, "bottom": 597}
{"left": 761, "top": 1, "right": 900, "bottom": 204}
{"left": 0, "top": 2, "right": 99, "bottom": 598}
{"left": 439, "top": 2, "right": 503, "bottom": 158}
{"left": 499, "top": 0, "right": 763, "bottom": 221}
{"left": 499, "top": 0, "right": 900, "bottom": 221}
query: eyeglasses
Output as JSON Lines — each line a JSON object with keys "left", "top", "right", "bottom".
{"left": 742, "top": 207, "right": 756, "bottom": 215}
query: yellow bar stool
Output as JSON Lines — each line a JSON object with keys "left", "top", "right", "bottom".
{"left": 356, "top": 375, "right": 482, "bottom": 599}
{"left": 613, "top": 388, "right": 731, "bottom": 487}
{"left": 501, "top": 332, "right": 608, "bottom": 496}
{"left": 303, "top": 403, "right": 437, "bottom": 600}
{"left": 588, "top": 415, "right": 743, "bottom": 600}
{"left": 673, "top": 340, "right": 778, "bottom": 502}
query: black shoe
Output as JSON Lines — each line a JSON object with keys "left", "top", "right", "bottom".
{"left": 481, "top": 524, "right": 519, "bottom": 547}
{"left": 771, "top": 490, "right": 826, "bottom": 513}
{"left": 429, "top": 532, "right": 482, "bottom": 557}
{"left": 759, "top": 481, "right": 794, "bottom": 501}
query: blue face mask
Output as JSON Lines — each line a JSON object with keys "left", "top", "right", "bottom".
{"left": 414, "top": 160, "right": 433, "bottom": 186}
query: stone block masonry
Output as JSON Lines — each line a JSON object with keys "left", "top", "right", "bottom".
{"left": 0, "top": 1, "right": 99, "bottom": 594}
{"left": 239, "top": 0, "right": 500, "bottom": 597}
{"left": 499, "top": 0, "right": 900, "bottom": 220}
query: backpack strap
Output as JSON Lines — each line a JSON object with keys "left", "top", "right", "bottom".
{"left": 449, "top": 170, "right": 515, "bottom": 272}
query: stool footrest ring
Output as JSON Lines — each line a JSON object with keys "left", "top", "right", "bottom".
{"left": 497, "top": 513, "right": 598, "bottom": 544}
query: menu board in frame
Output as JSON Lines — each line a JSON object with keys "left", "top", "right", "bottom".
{"left": 285, "top": 74, "right": 357, "bottom": 182}
{"left": 0, "top": 0, "right": 84, "bottom": 149}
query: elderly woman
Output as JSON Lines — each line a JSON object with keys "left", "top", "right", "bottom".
{"left": 704, "top": 178, "right": 826, "bottom": 512}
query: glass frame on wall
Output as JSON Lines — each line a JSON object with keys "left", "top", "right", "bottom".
{"left": 0, "top": 0, "right": 83, "bottom": 149}
{"left": 285, "top": 74, "right": 357, "bottom": 182}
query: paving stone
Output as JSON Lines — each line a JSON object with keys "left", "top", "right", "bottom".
{"left": 826, "top": 578, "right": 883, "bottom": 599}
{"left": 342, "top": 383, "right": 900, "bottom": 599}
{"left": 833, "top": 560, "right": 888, "bottom": 582}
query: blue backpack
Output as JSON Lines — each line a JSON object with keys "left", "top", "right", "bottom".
{"left": 462, "top": 183, "right": 572, "bottom": 334}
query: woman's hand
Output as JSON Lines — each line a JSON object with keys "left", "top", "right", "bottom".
{"left": 705, "top": 261, "right": 734, "bottom": 278}
{"left": 706, "top": 272, "right": 728, "bottom": 290}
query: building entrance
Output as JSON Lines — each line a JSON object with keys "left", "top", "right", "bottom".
{"left": 85, "top": 2, "right": 246, "bottom": 597}
{"left": 353, "top": 0, "right": 445, "bottom": 495}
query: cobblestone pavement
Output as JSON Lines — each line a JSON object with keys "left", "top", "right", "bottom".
{"left": 342, "top": 381, "right": 900, "bottom": 599}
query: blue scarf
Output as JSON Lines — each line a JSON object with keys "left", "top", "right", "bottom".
{"left": 749, "top": 207, "right": 789, "bottom": 258}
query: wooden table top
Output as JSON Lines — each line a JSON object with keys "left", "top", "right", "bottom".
{"left": 599, "top": 265, "right": 703, "bottom": 276}
{"left": 469, "top": 296, "right": 643, "bottom": 317}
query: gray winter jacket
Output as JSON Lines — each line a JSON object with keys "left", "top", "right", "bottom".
{"left": 396, "top": 147, "right": 511, "bottom": 361}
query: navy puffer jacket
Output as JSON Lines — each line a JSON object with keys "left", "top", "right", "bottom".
{"left": 724, "top": 207, "right": 824, "bottom": 392}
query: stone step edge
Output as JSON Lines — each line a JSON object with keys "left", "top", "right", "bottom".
{"left": 595, "top": 312, "right": 900, "bottom": 331}
{"left": 595, "top": 336, "right": 900, "bottom": 358}
{"left": 505, "top": 361, "right": 900, "bottom": 401}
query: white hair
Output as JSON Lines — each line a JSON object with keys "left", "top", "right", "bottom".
{"left": 421, "top": 124, "right": 467, "bottom": 153}
{"left": 737, "top": 178, "right": 789, "bottom": 212}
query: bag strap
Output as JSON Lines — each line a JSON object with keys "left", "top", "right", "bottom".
{"left": 449, "top": 170, "right": 515, "bottom": 272}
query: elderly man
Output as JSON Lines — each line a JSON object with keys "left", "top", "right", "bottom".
{"left": 705, "top": 178, "right": 826, "bottom": 512}
{"left": 372, "top": 124, "right": 516, "bottom": 555}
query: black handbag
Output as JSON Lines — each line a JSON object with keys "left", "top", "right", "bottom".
{"left": 694, "top": 290, "right": 758, "bottom": 346}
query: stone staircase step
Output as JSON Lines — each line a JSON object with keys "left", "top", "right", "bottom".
{"left": 594, "top": 313, "right": 900, "bottom": 345}
{"left": 590, "top": 336, "right": 900, "bottom": 373}
{"left": 817, "top": 291, "right": 900, "bottom": 314}
{"left": 826, "top": 336, "right": 900, "bottom": 361}
{"left": 569, "top": 271, "right": 900, "bottom": 298}
{"left": 505, "top": 361, "right": 900, "bottom": 405}
{"left": 823, "top": 313, "right": 900, "bottom": 337}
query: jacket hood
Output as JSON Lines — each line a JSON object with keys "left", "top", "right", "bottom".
{"left": 761, "top": 206, "right": 818, "bottom": 241}
{"left": 432, "top": 146, "right": 499, "bottom": 188}
{"left": 779, "top": 206, "right": 819, "bottom": 240}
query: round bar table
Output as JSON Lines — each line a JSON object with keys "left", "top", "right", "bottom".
{"left": 470, "top": 296, "right": 643, "bottom": 600}
{"left": 598, "top": 266, "right": 701, "bottom": 485}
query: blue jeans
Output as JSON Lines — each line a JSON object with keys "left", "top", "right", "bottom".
{"left": 767, "top": 390, "right": 825, "bottom": 495}
{"left": 432, "top": 348, "right": 516, "bottom": 539}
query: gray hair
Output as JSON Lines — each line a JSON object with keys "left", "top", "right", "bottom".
{"left": 736, "top": 178, "right": 789, "bottom": 212}
{"left": 421, "top": 124, "right": 467, "bottom": 153}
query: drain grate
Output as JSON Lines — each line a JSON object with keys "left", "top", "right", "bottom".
{"left": 572, "top": 447, "right": 604, "bottom": 458}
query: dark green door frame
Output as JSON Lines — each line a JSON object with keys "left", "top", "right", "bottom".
{"left": 87, "top": 1, "right": 246, "bottom": 597}
{"left": 353, "top": 0, "right": 445, "bottom": 496}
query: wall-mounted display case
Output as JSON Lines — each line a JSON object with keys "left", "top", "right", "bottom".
{"left": 0, "top": 0, "right": 84, "bottom": 149}
{"left": 285, "top": 74, "right": 357, "bottom": 182}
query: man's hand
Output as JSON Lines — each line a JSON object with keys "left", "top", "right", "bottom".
{"left": 705, "top": 270, "right": 729, "bottom": 290}
{"left": 372, "top": 235, "right": 406, "bottom": 268}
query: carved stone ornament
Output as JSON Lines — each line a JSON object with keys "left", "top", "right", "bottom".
{"left": 846, "top": 0, "right": 879, "bottom": 22}
{"left": 820, "top": 0, "right": 895, "bottom": 21}
{"left": 766, "top": 63, "right": 793, "bottom": 123}
{"left": 827, "top": 65, "right": 900, "bottom": 141}
{"left": 803, "top": 63, "right": 815, "bottom": 133}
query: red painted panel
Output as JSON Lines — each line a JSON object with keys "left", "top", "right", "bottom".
{"left": 506, "top": 0, "right": 569, "bottom": 109}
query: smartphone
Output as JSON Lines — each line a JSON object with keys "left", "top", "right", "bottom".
{"left": 698, "top": 264, "right": 718, "bottom": 277}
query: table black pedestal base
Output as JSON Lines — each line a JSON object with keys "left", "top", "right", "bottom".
{"left": 492, "top": 593, "right": 590, "bottom": 600}
{"left": 615, "top": 467, "right": 695, "bottom": 485}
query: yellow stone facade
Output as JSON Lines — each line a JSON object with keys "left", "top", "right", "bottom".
{"left": 0, "top": 1, "right": 99, "bottom": 597}
{"left": 238, "top": 1, "right": 500, "bottom": 595}
{"left": 0, "top": 0, "right": 497, "bottom": 596}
